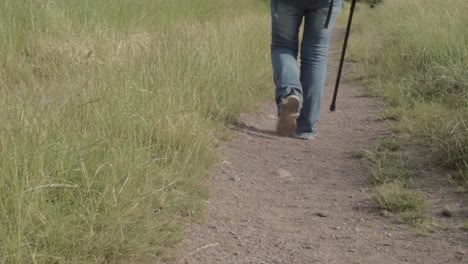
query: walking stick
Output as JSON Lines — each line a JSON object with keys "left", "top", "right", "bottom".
{"left": 329, "top": 0, "right": 358, "bottom": 112}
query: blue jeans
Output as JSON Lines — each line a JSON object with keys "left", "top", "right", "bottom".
{"left": 271, "top": 0, "right": 342, "bottom": 136}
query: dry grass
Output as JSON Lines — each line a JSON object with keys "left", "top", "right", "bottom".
{"left": 0, "top": 0, "right": 271, "bottom": 262}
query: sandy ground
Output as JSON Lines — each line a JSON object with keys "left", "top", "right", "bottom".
{"left": 161, "top": 27, "right": 467, "bottom": 264}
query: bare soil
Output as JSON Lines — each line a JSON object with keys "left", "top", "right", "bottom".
{"left": 161, "top": 27, "right": 467, "bottom": 264}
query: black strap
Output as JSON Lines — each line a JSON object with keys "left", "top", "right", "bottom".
{"left": 324, "top": 0, "right": 334, "bottom": 29}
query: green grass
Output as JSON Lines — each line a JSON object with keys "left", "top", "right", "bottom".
{"left": 0, "top": 0, "right": 271, "bottom": 262}
{"left": 371, "top": 183, "right": 427, "bottom": 225}
{"left": 348, "top": 0, "right": 467, "bottom": 214}
{"left": 348, "top": 0, "right": 467, "bottom": 175}
{"left": 363, "top": 140, "right": 411, "bottom": 186}
{"left": 448, "top": 169, "right": 468, "bottom": 194}
{"left": 369, "top": 151, "right": 411, "bottom": 185}
{"left": 361, "top": 139, "right": 428, "bottom": 225}
{"left": 379, "top": 107, "right": 404, "bottom": 121}
{"left": 376, "top": 138, "right": 401, "bottom": 152}
{"left": 463, "top": 221, "right": 468, "bottom": 231}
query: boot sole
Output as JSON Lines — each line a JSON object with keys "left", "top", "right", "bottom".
{"left": 276, "top": 95, "right": 300, "bottom": 136}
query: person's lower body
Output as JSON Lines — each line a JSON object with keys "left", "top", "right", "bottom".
{"left": 271, "top": 0, "right": 342, "bottom": 139}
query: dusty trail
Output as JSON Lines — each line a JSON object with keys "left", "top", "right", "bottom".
{"left": 163, "top": 27, "right": 466, "bottom": 264}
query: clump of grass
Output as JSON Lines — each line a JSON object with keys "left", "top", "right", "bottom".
{"left": 379, "top": 107, "right": 405, "bottom": 121}
{"left": 406, "top": 105, "right": 468, "bottom": 170}
{"left": 369, "top": 152, "right": 411, "bottom": 185}
{"left": 364, "top": 140, "right": 411, "bottom": 185}
{"left": 372, "top": 183, "right": 427, "bottom": 224}
{"left": 363, "top": 139, "right": 428, "bottom": 224}
{"left": 463, "top": 221, "right": 468, "bottom": 231}
{"left": 376, "top": 138, "right": 401, "bottom": 152}
{"left": 448, "top": 168, "right": 468, "bottom": 194}
{"left": 350, "top": 149, "right": 368, "bottom": 159}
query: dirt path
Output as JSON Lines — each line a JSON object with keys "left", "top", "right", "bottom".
{"left": 163, "top": 27, "right": 466, "bottom": 264}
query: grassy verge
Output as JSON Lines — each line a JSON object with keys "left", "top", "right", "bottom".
{"left": 347, "top": 0, "right": 467, "bottom": 223}
{"left": 0, "top": 0, "right": 271, "bottom": 262}
{"left": 357, "top": 140, "right": 428, "bottom": 225}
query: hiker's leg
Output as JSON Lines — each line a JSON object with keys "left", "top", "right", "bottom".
{"left": 271, "top": 0, "right": 305, "bottom": 110}
{"left": 296, "top": 0, "right": 342, "bottom": 137}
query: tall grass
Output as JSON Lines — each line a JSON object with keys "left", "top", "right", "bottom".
{"left": 348, "top": 0, "right": 467, "bottom": 181}
{"left": 0, "top": 0, "right": 271, "bottom": 262}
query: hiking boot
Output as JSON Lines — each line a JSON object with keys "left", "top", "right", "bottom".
{"left": 276, "top": 93, "right": 301, "bottom": 136}
{"left": 292, "top": 131, "right": 317, "bottom": 140}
